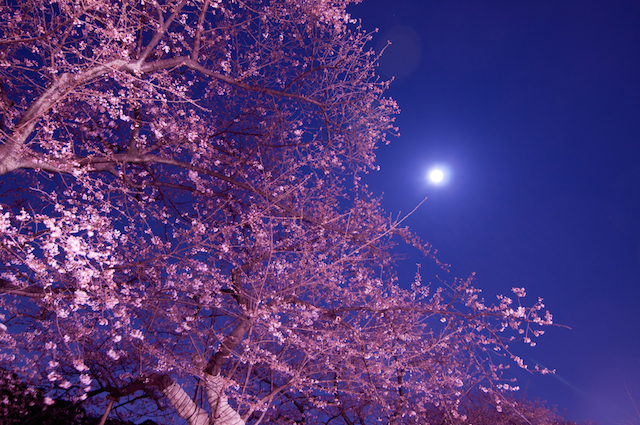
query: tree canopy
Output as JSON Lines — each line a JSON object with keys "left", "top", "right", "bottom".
{"left": 0, "top": 0, "right": 554, "bottom": 423}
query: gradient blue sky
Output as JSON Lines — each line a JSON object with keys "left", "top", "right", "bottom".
{"left": 349, "top": 1, "right": 640, "bottom": 423}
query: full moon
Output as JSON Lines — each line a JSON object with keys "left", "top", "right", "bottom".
{"left": 428, "top": 168, "right": 445, "bottom": 184}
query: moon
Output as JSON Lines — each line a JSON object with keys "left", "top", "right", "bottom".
{"left": 428, "top": 168, "right": 445, "bottom": 184}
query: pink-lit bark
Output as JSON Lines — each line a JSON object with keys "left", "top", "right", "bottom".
{"left": 0, "top": 0, "right": 554, "bottom": 423}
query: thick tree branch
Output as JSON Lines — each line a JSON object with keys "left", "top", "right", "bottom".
{"left": 0, "top": 278, "right": 47, "bottom": 298}
{"left": 204, "top": 319, "right": 251, "bottom": 377}
{"left": 205, "top": 374, "right": 245, "bottom": 425}
{"left": 109, "top": 373, "right": 173, "bottom": 399}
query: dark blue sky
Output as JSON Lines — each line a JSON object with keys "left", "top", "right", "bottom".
{"left": 349, "top": 1, "right": 640, "bottom": 423}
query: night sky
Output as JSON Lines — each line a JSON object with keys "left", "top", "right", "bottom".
{"left": 348, "top": 1, "right": 640, "bottom": 424}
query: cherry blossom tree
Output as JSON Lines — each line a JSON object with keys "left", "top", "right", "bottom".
{"left": 0, "top": 0, "right": 555, "bottom": 423}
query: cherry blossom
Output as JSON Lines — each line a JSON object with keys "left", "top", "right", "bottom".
{"left": 0, "top": 0, "right": 556, "bottom": 423}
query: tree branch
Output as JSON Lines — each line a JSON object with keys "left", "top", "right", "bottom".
{"left": 0, "top": 278, "right": 47, "bottom": 298}
{"left": 135, "top": 0, "right": 188, "bottom": 65}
